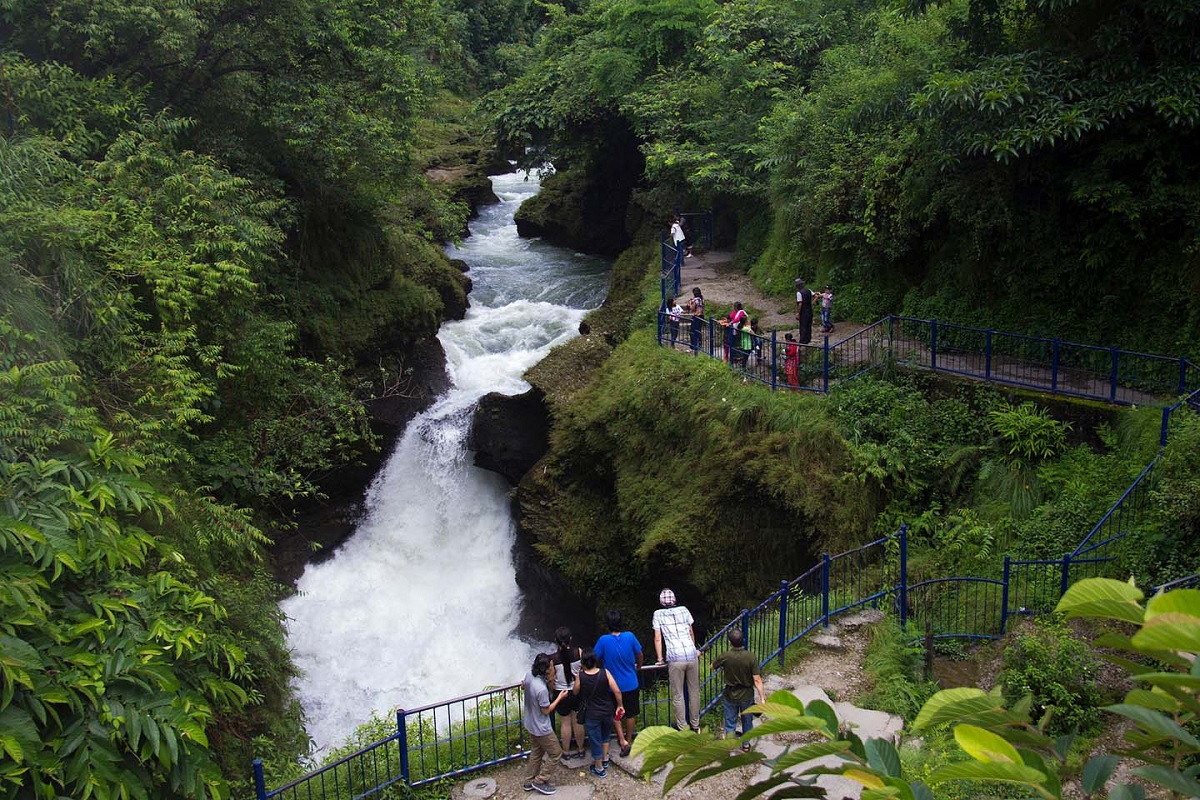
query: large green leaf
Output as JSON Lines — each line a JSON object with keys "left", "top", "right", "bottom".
{"left": 927, "top": 759, "right": 1046, "bottom": 786}
{"left": 1056, "top": 577, "right": 1145, "bottom": 623}
{"left": 1144, "top": 589, "right": 1200, "bottom": 620}
{"left": 864, "top": 737, "right": 902, "bottom": 777}
{"left": 954, "top": 724, "right": 1023, "bottom": 764}
{"left": 664, "top": 739, "right": 755, "bottom": 794}
{"left": 912, "top": 688, "right": 1003, "bottom": 730}
{"left": 1131, "top": 764, "right": 1200, "bottom": 797}
{"left": 1131, "top": 620, "right": 1200, "bottom": 654}
{"left": 805, "top": 699, "right": 840, "bottom": 737}
{"left": 1103, "top": 704, "right": 1200, "bottom": 748}
{"left": 1082, "top": 754, "right": 1119, "bottom": 794}
{"left": 773, "top": 740, "right": 853, "bottom": 770}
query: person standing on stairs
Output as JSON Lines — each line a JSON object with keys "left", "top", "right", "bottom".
{"left": 711, "top": 628, "right": 765, "bottom": 751}
{"left": 653, "top": 588, "right": 701, "bottom": 732}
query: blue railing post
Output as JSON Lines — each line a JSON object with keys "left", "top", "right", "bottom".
{"left": 1060, "top": 554, "right": 1071, "bottom": 599}
{"left": 656, "top": 310, "right": 664, "bottom": 345}
{"left": 253, "top": 759, "right": 267, "bottom": 800}
{"left": 821, "top": 554, "right": 831, "bottom": 628}
{"left": 740, "top": 609, "right": 750, "bottom": 646}
{"left": 930, "top": 320, "right": 938, "bottom": 371}
{"left": 1110, "top": 348, "right": 1120, "bottom": 402}
{"left": 707, "top": 317, "right": 715, "bottom": 358}
{"left": 985, "top": 330, "right": 993, "bottom": 380}
{"left": 1181, "top": 357, "right": 1189, "bottom": 396}
{"left": 1051, "top": 339, "right": 1061, "bottom": 393}
{"left": 899, "top": 524, "right": 908, "bottom": 628}
{"left": 1161, "top": 406, "right": 1171, "bottom": 447}
{"left": 1000, "top": 556, "right": 1011, "bottom": 635}
{"left": 822, "top": 336, "right": 830, "bottom": 393}
{"left": 397, "top": 708, "right": 410, "bottom": 786}
{"left": 770, "top": 329, "right": 778, "bottom": 391}
{"left": 777, "top": 579, "right": 789, "bottom": 668}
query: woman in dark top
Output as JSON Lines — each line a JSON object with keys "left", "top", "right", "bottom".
{"left": 572, "top": 647, "right": 624, "bottom": 778}
{"left": 551, "top": 627, "right": 585, "bottom": 757}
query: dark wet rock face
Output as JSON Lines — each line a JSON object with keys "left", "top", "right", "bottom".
{"left": 270, "top": 337, "right": 450, "bottom": 586}
{"left": 470, "top": 388, "right": 550, "bottom": 485}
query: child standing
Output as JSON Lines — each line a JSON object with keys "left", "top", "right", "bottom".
{"left": 816, "top": 285, "right": 835, "bottom": 334}
{"left": 784, "top": 333, "right": 800, "bottom": 386}
{"left": 666, "top": 296, "right": 683, "bottom": 346}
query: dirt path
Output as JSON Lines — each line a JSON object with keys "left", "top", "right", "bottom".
{"left": 452, "top": 615, "right": 881, "bottom": 800}
{"left": 676, "top": 250, "right": 868, "bottom": 340}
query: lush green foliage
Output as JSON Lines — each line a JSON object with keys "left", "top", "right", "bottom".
{"left": 492, "top": 0, "right": 1200, "bottom": 355}
{"left": 998, "top": 616, "right": 1101, "bottom": 736}
{"left": 636, "top": 577, "right": 1200, "bottom": 800}
{"left": 861, "top": 619, "right": 938, "bottom": 719}
{"left": 0, "top": 0, "right": 537, "bottom": 794}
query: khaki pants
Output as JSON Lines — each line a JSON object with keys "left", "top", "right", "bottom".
{"left": 668, "top": 659, "right": 700, "bottom": 730}
{"left": 524, "top": 730, "right": 563, "bottom": 784}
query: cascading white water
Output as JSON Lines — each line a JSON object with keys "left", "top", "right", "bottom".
{"left": 282, "top": 172, "right": 610, "bottom": 752}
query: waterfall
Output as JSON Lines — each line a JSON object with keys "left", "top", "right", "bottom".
{"left": 282, "top": 172, "right": 610, "bottom": 752}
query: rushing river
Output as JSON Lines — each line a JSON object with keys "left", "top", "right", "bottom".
{"left": 282, "top": 172, "right": 611, "bottom": 752}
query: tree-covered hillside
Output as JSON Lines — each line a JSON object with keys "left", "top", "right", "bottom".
{"left": 490, "top": 0, "right": 1200, "bottom": 356}
{"left": 0, "top": 0, "right": 548, "bottom": 795}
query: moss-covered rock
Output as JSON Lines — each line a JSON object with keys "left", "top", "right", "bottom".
{"left": 517, "top": 331, "right": 870, "bottom": 620}
{"left": 514, "top": 168, "right": 631, "bottom": 255}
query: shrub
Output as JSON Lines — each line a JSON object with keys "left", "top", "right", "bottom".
{"left": 861, "top": 618, "right": 938, "bottom": 719}
{"left": 998, "top": 615, "right": 1100, "bottom": 736}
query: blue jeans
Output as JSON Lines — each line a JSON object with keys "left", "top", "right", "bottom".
{"left": 584, "top": 717, "right": 612, "bottom": 761}
{"left": 723, "top": 696, "right": 755, "bottom": 737}
{"left": 821, "top": 308, "right": 832, "bottom": 329}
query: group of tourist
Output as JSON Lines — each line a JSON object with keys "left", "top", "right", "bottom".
{"left": 520, "top": 590, "right": 765, "bottom": 795}
{"left": 662, "top": 276, "right": 836, "bottom": 389}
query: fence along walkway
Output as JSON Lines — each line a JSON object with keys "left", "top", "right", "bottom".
{"left": 661, "top": 312, "right": 1200, "bottom": 413}
{"left": 256, "top": 326, "right": 1200, "bottom": 800}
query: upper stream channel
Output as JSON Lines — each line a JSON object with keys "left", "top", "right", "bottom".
{"left": 282, "top": 171, "right": 612, "bottom": 752}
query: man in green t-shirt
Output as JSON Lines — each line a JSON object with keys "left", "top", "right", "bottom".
{"left": 710, "top": 629, "right": 765, "bottom": 750}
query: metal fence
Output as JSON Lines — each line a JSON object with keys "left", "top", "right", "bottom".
{"left": 659, "top": 312, "right": 1199, "bottom": 410}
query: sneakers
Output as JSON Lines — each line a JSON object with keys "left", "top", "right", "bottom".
{"left": 602, "top": 759, "right": 610, "bottom": 769}
{"left": 589, "top": 765, "right": 608, "bottom": 778}
{"left": 530, "top": 780, "right": 557, "bottom": 795}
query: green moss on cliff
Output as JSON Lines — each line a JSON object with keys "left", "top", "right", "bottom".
{"left": 519, "top": 330, "right": 871, "bottom": 616}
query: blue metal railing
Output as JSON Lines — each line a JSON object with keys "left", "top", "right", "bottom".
{"left": 658, "top": 311, "right": 1199, "bottom": 409}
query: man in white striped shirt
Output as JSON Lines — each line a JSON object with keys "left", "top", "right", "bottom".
{"left": 652, "top": 588, "right": 700, "bottom": 732}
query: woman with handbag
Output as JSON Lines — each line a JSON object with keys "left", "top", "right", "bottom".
{"left": 572, "top": 648, "right": 624, "bottom": 779}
